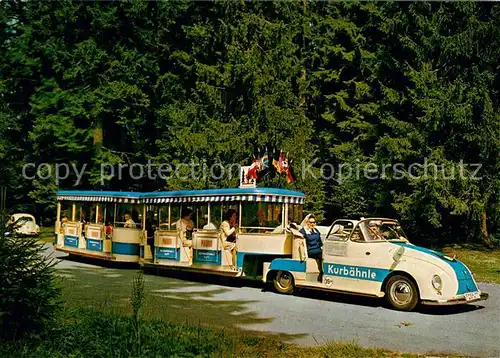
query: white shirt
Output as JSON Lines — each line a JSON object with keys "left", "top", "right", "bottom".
{"left": 203, "top": 222, "right": 217, "bottom": 230}
{"left": 219, "top": 221, "right": 236, "bottom": 241}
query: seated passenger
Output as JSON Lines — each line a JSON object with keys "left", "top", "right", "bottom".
{"left": 146, "top": 220, "right": 156, "bottom": 260}
{"left": 124, "top": 214, "right": 136, "bottom": 228}
{"left": 175, "top": 209, "right": 194, "bottom": 264}
{"left": 175, "top": 209, "right": 194, "bottom": 244}
{"left": 60, "top": 216, "right": 69, "bottom": 233}
{"left": 105, "top": 221, "right": 113, "bottom": 239}
{"left": 368, "top": 221, "right": 384, "bottom": 241}
{"left": 219, "top": 209, "right": 238, "bottom": 270}
{"left": 299, "top": 215, "right": 323, "bottom": 281}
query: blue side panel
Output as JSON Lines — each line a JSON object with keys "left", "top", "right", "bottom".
{"left": 139, "top": 246, "right": 144, "bottom": 258}
{"left": 86, "top": 239, "right": 103, "bottom": 252}
{"left": 236, "top": 252, "right": 245, "bottom": 267}
{"left": 323, "top": 263, "right": 390, "bottom": 282}
{"left": 194, "top": 249, "right": 222, "bottom": 265}
{"left": 392, "top": 243, "right": 478, "bottom": 294}
{"left": 269, "top": 259, "right": 306, "bottom": 272}
{"left": 112, "top": 242, "right": 140, "bottom": 256}
{"left": 64, "top": 236, "right": 79, "bottom": 248}
{"left": 155, "top": 247, "right": 180, "bottom": 261}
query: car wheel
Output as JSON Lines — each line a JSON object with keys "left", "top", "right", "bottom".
{"left": 385, "top": 275, "right": 419, "bottom": 311}
{"left": 273, "top": 271, "right": 295, "bottom": 294}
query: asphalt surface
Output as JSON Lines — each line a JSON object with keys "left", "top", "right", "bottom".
{"left": 47, "top": 245, "right": 500, "bottom": 357}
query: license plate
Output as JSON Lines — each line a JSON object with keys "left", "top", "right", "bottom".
{"left": 464, "top": 291, "right": 480, "bottom": 301}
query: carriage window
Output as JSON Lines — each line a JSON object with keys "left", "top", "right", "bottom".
{"left": 87, "top": 203, "right": 99, "bottom": 223}
{"left": 241, "top": 202, "right": 283, "bottom": 229}
{"left": 193, "top": 204, "right": 209, "bottom": 230}
{"left": 60, "top": 202, "right": 71, "bottom": 221}
{"left": 169, "top": 204, "right": 182, "bottom": 230}
{"left": 287, "top": 204, "right": 303, "bottom": 224}
{"left": 116, "top": 203, "right": 142, "bottom": 228}
{"left": 209, "top": 203, "right": 223, "bottom": 230}
{"left": 145, "top": 206, "right": 158, "bottom": 230}
{"left": 100, "top": 203, "right": 114, "bottom": 225}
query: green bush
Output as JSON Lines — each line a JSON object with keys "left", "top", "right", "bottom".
{"left": 0, "top": 220, "right": 60, "bottom": 339}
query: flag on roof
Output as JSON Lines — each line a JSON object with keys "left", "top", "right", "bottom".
{"left": 246, "top": 157, "right": 260, "bottom": 181}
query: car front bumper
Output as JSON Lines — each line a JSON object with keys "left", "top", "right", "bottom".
{"left": 421, "top": 291, "right": 488, "bottom": 306}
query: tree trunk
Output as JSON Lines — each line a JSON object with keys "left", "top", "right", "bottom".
{"left": 481, "top": 210, "right": 492, "bottom": 247}
{"left": 93, "top": 125, "right": 103, "bottom": 157}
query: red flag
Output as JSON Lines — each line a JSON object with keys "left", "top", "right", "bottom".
{"left": 273, "top": 151, "right": 285, "bottom": 173}
{"left": 246, "top": 158, "right": 260, "bottom": 180}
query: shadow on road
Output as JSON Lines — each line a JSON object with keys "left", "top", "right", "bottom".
{"left": 57, "top": 254, "right": 487, "bottom": 317}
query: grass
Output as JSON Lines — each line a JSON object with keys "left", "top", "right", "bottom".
{"left": 38, "top": 226, "right": 55, "bottom": 243}
{"left": 442, "top": 246, "right": 500, "bottom": 284}
{"left": 0, "top": 307, "right": 458, "bottom": 358}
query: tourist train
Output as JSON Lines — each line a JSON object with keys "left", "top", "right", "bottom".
{"left": 54, "top": 188, "right": 487, "bottom": 311}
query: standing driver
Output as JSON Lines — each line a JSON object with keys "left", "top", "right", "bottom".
{"left": 299, "top": 215, "right": 323, "bottom": 281}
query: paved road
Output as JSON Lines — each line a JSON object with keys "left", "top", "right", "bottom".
{"left": 47, "top": 245, "right": 500, "bottom": 357}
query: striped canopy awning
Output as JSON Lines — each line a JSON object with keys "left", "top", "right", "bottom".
{"left": 56, "top": 195, "right": 141, "bottom": 204}
{"left": 56, "top": 194, "right": 305, "bottom": 205}
{"left": 56, "top": 188, "right": 306, "bottom": 205}
{"left": 141, "top": 195, "right": 304, "bottom": 204}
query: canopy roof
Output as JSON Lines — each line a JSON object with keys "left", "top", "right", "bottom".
{"left": 56, "top": 188, "right": 305, "bottom": 204}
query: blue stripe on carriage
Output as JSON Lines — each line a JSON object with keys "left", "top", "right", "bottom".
{"left": 155, "top": 247, "right": 180, "bottom": 260}
{"left": 64, "top": 236, "right": 79, "bottom": 248}
{"left": 269, "top": 259, "right": 306, "bottom": 272}
{"left": 194, "top": 249, "right": 221, "bottom": 265}
{"left": 112, "top": 242, "right": 140, "bottom": 256}
{"left": 86, "top": 239, "right": 103, "bottom": 252}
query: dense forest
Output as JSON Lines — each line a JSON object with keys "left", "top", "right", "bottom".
{"left": 0, "top": 1, "right": 498, "bottom": 245}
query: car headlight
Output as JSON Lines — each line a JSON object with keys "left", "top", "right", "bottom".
{"left": 432, "top": 275, "right": 442, "bottom": 291}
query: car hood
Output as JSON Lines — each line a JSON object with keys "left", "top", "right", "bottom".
{"left": 392, "top": 242, "right": 476, "bottom": 283}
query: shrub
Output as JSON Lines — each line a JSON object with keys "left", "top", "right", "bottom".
{"left": 0, "top": 217, "right": 60, "bottom": 339}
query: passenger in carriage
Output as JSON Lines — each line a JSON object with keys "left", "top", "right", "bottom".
{"left": 60, "top": 215, "right": 69, "bottom": 233}
{"left": 124, "top": 214, "right": 136, "bottom": 228}
{"left": 220, "top": 209, "right": 238, "bottom": 270}
{"left": 105, "top": 221, "right": 113, "bottom": 239}
{"left": 175, "top": 209, "right": 195, "bottom": 263}
{"left": 146, "top": 220, "right": 157, "bottom": 260}
{"left": 299, "top": 215, "right": 323, "bottom": 281}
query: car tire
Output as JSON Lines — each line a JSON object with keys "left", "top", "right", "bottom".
{"left": 385, "top": 275, "right": 419, "bottom": 311}
{"left": 273, "top": 270, "right": 295, "bottom": 294}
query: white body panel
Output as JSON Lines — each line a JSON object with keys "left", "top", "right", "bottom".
{"left": 9, "top": 213, "right": 40, "bottom": 236}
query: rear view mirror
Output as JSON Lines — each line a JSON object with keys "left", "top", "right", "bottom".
{"left": 393, "top": 246, "right": 405, "bottom": 262}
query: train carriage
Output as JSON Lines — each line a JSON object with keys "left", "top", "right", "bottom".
{"left": 55, "top": 191, "right": 144, "bottom": 263}
{"left": 140, "top": 188, "right": 305, "bottom": 278}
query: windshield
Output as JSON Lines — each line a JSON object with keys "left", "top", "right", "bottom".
{"left": 359, "top": 219, "right": 408, "bottom": 242}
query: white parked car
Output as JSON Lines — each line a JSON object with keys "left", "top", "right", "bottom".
{"left": 7, "top": 213, "right": 40, "bottom": 236}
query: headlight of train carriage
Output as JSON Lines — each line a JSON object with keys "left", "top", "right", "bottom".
{"left": 431, "top": 275, "right": 442, "bottom": 292}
